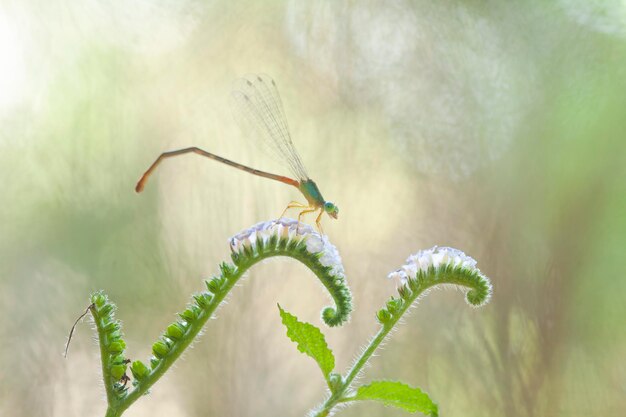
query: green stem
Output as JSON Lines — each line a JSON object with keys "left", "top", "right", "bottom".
{"left": 94, "top": 305, "right": 119, "bottom": 409}
{"left": 104, "top": 407, "right": 120, "bottom": 417}
{"left": 310, "top": 264, "right": 491, "bottom": 416}
{"left": 100, "top": 245, "right": 350, "bottom": 417}
{"left": 311, "top": 290, "right": 415, "bottom": 417}
{"left": 116, "top": 274, "right": 239, "bottom": 415}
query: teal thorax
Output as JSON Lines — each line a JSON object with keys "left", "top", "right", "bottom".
{"left": 299, "top": 179, "right": 325, "bottom": 207}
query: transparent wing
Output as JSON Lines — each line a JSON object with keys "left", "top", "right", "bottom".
{"left": 231, "top": 74, "right": 309, "bottom": 181}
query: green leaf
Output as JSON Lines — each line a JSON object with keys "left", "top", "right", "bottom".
{"left": 352, "top": 380, "right": 438, "bottom": 416}
{"left": 278, "top": 305, "right": 335, "bottom": 380}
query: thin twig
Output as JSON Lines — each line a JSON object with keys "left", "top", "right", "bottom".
{"left": 64, "top": 303, "right": 95, "bottom": 358}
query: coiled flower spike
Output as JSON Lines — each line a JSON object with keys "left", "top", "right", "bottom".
{"left": 310, "top": 246, "right": 492, "bottom": 417}
{"left": 387, "top": 246, "right": 492, "bottom": 308}
{"left": 229, "top": 218, "right": 351, "bottom": 326}
{"left": 229, "top": 218, "right": 344, "bottom": 275}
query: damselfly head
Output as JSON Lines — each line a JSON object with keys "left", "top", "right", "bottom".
{"left": 324, "top": 201, "right": 339, "bottom": 219}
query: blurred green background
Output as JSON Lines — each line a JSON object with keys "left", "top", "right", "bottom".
{"left": 1, "top": 1, "right": 625, "bottom": 416}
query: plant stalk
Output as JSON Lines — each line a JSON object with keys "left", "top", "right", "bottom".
{"left": 311, "top": 293, "right": 414, "bottom": 417}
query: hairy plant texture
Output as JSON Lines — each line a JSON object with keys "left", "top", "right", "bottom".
{"left": 308, "top": 246, "right": 492, "bottom": 417}
{"left": 78, "top": 220, "right": 491, "bottom": 417}
{"left": 85, "top": 219, "right": 352, "bottom": 417}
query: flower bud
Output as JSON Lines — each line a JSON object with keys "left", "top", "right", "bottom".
{"left": 386, "top": 298, "right": 404, "bottom": 315}
{"left": 152, "top": 340, "right": 170, "bottom": 358}
{"left": 376, "top": 308, "right": 392, "bottom": 324}
{"left": 328, "top": 373, "right": 343, "bottom": 393}
{"left": 193, "top": 293, "right": 212, "bottom": 309}
{"left": 179, "top": 306, "right": 200, "bottom": 322}
{"left": 91, "top": 293, "right": 106, "bottom": 308}
{"left": 98, "top": 303, "right": 114, "bottom": 317}
{"left": 131, "top": 360, "right": 150, "bottom": 380}
{"left": 110, "top": 364, "right": 126, "bottom": 380}
{"left": 108, "top": 341, "right": 125, "bottom": 354}
{"left": 166, "top": 323, "right": 185, "bottom": 340}
{"left": 103, "top": 321, "right": 121, "bottom": 333}
{"left": 111, "top": 354, "right": 126, "bottom": 365}
{"left": 108, "top": 330, "right": 122, "bottom": 340}
{"left": 205, "top": 277, "right": 223, "bottom": 294}
{"left": 397, "top": 285, "right": 412, "bottom": 300}
{"left": 219, "top": 262, "right": 235, "bottom": 277}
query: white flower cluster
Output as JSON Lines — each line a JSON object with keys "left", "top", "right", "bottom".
{"left": 388, "top": 246, "right": 481, "bottom": 285}
{"left": 229, "top": 219, "right": 345, "bottom": 278}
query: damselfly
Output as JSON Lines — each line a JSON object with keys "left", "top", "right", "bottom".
{"left": 135, "top": 74, "right": 338, "bottom": 233}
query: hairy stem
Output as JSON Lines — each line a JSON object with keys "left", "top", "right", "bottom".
{"left": 312, "top": 302, "right": 409, "bottom": 417}
{"left": 104, "top": 407, "right": 121, "bottom": 417}
{"left": 93, "top": 304, "right": 121, "bottom": 410}
{"left": 98, "top": 241, "right": 351, "bottom": 417}
{"left": 311, "top": 263, "right": 490, "bottom": 417}
{"left": 116, "top": 274, "right": 239, "bottom": 414}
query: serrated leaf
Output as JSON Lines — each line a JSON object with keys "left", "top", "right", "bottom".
{"left": 352, "top": 380, "right": 438, "bottom": 416}
{"left": 278, "top": 305, "right": 335, "bottom": 379}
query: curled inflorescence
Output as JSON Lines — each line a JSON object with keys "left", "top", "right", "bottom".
{"left": 388, "top": 246, "right": 480, "bottom": 284}
{"left": 229, "top": 218, "right": 345, "bottom": 278}
{"left": 229, "top": 218, "right": 351, "bottom": 326}
{"left": 382, "top": 246, "right": 492, "bottom": 318}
